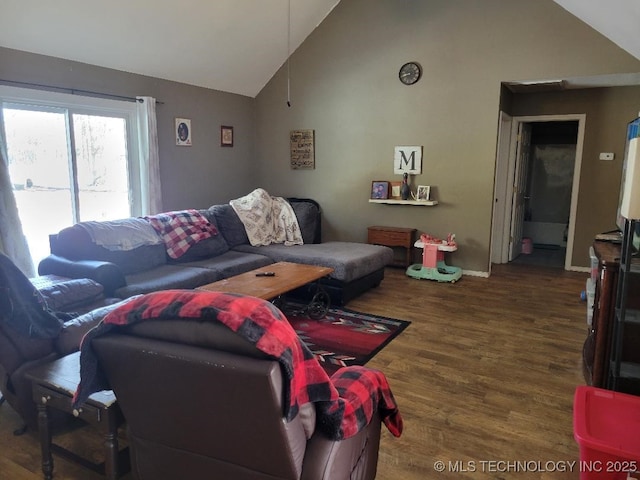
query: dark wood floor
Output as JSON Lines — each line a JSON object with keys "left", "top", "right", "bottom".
{"left": 0, "top": 263, "right": 588, "bottom": 479}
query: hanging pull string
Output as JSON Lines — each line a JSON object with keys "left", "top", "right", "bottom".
{"left": 287, "top": 0, "right": 291, "bottom": 107}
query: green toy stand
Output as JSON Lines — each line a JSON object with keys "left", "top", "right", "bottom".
{"left": 406, "top": 234, "right": 462, "bottom": 283}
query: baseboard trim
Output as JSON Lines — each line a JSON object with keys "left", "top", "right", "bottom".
{"left": 566, "top": 265, "right": 589, "bottom": 273}
{"left": 462, "top": 270, "right": 489, "bottom": 278}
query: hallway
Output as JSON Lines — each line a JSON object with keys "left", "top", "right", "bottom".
{"left": 510, "top": 244, "right": 566, "bottom": 268}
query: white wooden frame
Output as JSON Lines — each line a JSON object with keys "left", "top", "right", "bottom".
{"left": 491, "top": 113, "right": 586, "bottom": 271}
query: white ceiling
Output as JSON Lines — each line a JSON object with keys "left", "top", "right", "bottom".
{"left": 0, "top": 1, "right": 638, "bottom": 98}
{"left": 552, "top": 0, "right": 640, "bottom": 60}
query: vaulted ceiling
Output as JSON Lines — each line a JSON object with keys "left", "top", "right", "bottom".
{"left": 552, "top": 0, "right": 640, "bottom": 60}
{"left": 0, "top": 0, "right": 340, "bottom": 98}
{"left": 0, "top": 1, "right": 637, "bottom": 98}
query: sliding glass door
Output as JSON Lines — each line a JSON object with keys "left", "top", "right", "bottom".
{"left": 2, "top": 100, "right": 134, "bottom": 267}
{"left": 71, "top": 113, "right": 131, "bottom": 221}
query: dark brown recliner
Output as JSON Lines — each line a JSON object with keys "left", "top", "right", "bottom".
{"left": 0, "top": 252, "right": 120, "bottom": 431}
{"left": 91, "top": 318, "right": 383, "bottom": 480}
{"left": 0, "top": 302, "right": 124, "bottom": 431}
{"left": 0, "top": 319, "right": 58, "bottom": 430}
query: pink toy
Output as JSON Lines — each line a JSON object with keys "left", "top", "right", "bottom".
{"left": 418, "top": 233, "right": 457, "bottom": 268}
{"left": 406, "top": 233, "right": 462, "bottom": 282}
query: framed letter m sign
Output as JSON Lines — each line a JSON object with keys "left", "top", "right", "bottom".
{"left": 394, "top": 146, "right": 423, "bottom": 174}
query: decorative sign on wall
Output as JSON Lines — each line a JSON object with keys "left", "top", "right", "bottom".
{"left": 290, "top": 130, "right": 315, "bottom": 169}
{"left": 393, "top": 146, "right": 422, "bottom": 174}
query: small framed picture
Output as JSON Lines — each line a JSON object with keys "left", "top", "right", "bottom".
{"left": 371, "top": 181, "right": 390, "bottom": 199}
{"left": 390, "top": 181, "right": 402, "bottom": 199}
{"left": 175, "top": 118, "right": 192, "bottom": 146}
{"left": 221, "top": 125, "right": 234, "bottom": 147}
{"left": 417, "top": 185, "right": 431, "bottom": 201}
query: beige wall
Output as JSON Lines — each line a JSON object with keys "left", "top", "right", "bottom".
{"left": 508, "top": 86, "right": 640, "bottom": 266}
{"left": 3, "top": 1, "right": 640, "bottom": 272}
{"left": 254, "top": 0, "right": 640, "bottom": 272}
{"left": 0, "top": 47, "right": 257, "bottom": 211}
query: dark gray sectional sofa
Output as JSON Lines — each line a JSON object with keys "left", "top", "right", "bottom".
{"left": 38, "top": 199, "right": 393, "bottom": 305}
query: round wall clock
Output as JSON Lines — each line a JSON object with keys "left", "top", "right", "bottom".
{"left": 399, "top": 62, "right": 422, "bottom": 85}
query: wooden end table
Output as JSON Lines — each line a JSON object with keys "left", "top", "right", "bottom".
{"left": 367, "top": 226, "right": 417, "bottom": 268}
{"left": 26, "top": 351, "right": 128, "bottom": 480}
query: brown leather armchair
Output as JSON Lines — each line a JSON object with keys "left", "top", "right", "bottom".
{"left": 90, "top": 317, "right": 383, "bottom": 480}
{"left": 0, "top": 302, "right": 124, "bottom": 432}
{"left": 0, "top": 251, "right": 120, "bottom": 432}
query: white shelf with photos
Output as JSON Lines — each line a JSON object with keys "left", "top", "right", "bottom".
{"left": 368, "top": 199, "right": 438, "bottom": 206}
{"left": 370, "top": 176, "right": 436, "bottom": 206}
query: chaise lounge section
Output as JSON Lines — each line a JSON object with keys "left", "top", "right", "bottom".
{"left": 39, "top": 197, "right": 393, "bottom": 305}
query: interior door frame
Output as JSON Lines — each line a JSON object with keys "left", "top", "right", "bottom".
{"left": 490, "top": 111, "right": 513, "bottom": 265}
{"left": 508, "top": 121, "right": 532, "bottom": 262}
{"left": 492, "top": 113, "right": 586, "bottom": 270}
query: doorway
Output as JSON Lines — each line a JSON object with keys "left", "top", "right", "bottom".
{"left": 491, "top": 114, "right": 586, "bottom": 270}
{"left": 513, "top": 121, "right": 578, "bottom": 267}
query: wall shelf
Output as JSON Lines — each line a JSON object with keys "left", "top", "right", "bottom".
{"left": 368, "top": 199, "right": 438, "bottom": 206}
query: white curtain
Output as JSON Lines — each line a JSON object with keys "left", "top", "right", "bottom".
{"left": 136, "top": 96, "right": 162, "bottom": 215}
{"left": 0, "top": 108, "right": 35, "bottom": 276}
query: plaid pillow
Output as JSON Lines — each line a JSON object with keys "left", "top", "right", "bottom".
{"left": 145, "top": 210, "right": 218, "bottom": 259}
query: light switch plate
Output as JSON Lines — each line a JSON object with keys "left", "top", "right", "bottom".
{"left": 599, "top": 152, "right": 614, "bottom": 161}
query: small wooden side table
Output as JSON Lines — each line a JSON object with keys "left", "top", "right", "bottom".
{"left": 26, "top": 352, "right": 128, "bottom": 480}
{"left": 367, "top": 226, "right": 416, "bottom": 268}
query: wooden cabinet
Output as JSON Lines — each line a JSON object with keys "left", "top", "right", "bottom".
{"left": 584, "top": 241, "right": 619, "bottom": 387}
{"left": 367, "top": 226, "right": 416, "bottom": 268}
{"left": 584, "top": 240, "right": 640, "bottom": 389}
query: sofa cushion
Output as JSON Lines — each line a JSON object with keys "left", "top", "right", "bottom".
{"left": 38, "top": 255, "right": 127, "bottom": 297}
{"left": 288, "top": 201, "right": 320, "bottom": 244}
{"left": 169, "top": 235, "right": 229, "bottom": 262}
{"left": 209, "top": 204, "right": 249, "bottom": 248}
{"left": 232, "top": 242, "right": 394, "bottom": 283}
{"left": 30, "top": 275, "right": 104, "bottom": 312}
{"left": 114, "top": 265, "right": 220, "bottom": 299}
{"left": 144, "top": 209, "right": 219, "bottom": 260}
{"left": 169, "top": 211, "right": 229, "bottom": 263}
{"left": 54, "top": 224, "right": 166, "bottom": 275}
{"left": 177, "top": 251, "right": 273, "bottom": 279}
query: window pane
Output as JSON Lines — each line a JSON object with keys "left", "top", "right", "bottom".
{"left": 2, "top": 89, "right": 138, "bottom": 269}
{"left": 3, "top": 108, "right": 74, "bottom": 266}
{"left": 73, "top": 114, "right": 131, "bottom": 221}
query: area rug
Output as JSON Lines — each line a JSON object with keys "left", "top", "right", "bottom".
{"left": 282, "top": 302, "right": 410, "bottom": 374}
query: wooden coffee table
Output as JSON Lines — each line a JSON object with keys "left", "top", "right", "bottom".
{"left": 197, "top": 261, "right": 333, "bottom": 317}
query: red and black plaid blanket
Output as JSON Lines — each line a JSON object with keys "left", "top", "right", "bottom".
{"left": 144, "top": 210, "right": 217, "bottom": 259}
{"left": 73, "top": 290, "right": 403, "bottom": 440}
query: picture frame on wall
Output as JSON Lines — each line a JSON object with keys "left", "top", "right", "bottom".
{"left": 417, "top": 185, "right": 431, "bottom": 201}
{"left": 221, "top": 125, "right": 234, "bottom": 147}
{"left": 371, "top": 181, "right": 390, "bottom": 199}
{"left": 175, "top": 118, "right": 192, "bottom": 146}
{"left": 390, "top": 181, "right": 402, "bottom": 199}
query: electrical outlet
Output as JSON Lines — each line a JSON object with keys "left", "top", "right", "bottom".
{"left": 599, "top": 152, "right": 615, "bottom": 161}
